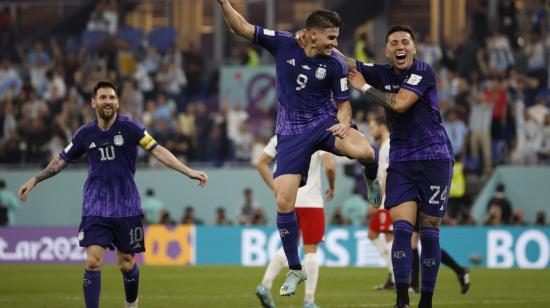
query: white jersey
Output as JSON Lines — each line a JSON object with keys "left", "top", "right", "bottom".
{"left": 264, "top": 136, "right": 325, "bottom": 208}
{"left": 378, "top": 138, "right": 390, "bottom": 208}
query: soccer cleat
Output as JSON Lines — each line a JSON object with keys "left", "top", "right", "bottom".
{"left": 304, "top": 301, "right": 320, "bottom": 308}
{"left": 375, "top": 273, "right": 395, "bottom": 291}
{"left": 365, "top": 176, "right": 382, "bottom": 208}
{"left": 256, "top": 284, "right": 276, "bottom": 308}
{"left": 394, "top": 305, "right": 410, "bottom": 308}
{"left": 125, "top": 299, "right": 138, "bottom": 308}
{"left": 279, "top": 270, "right": 306, "bottom": 296}
{"left": 458, "top": 268, "right": 471, "bottom": 294}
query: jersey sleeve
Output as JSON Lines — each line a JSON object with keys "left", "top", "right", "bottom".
{"left": 253, "top": 25, "right": 295, "bottom": 57}
{"left": 400, "top": 61, "right": 436, "bottom": 96}
{"left": 263, "top": 135, "right": 277, "bottom": 158}
{"left": 60, "top": 128, "right": 87, "bottom": 163}
{"left": 331, "top": 55, "right": 350, "bottom": 102}
{"left": 356, "top": 60, "right": 384, "bottom": 88}
{"left": 131, "top": 119, "right": 158, "bottom": 152}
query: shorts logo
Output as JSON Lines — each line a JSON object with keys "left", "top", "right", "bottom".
{"left": 83, "top": 278, "right": 92, "bottom": 287}
{"left": 315, "top": 66, "right": 326, "bottom": 80}
{"left": 114, "top": 135, "right": 124, "bottom": 146}
{"left": 263, "top": 29, "right": 275, "bottom": 36}
{"left": 279, "top": 228, "right": 290, "bottom": 238}
{"left": 423, "top": 258, "right": 436, "bottom": 267}
{"left": 78, "top": 231, "right": 84, "bottom": 241}
{"left": 393, "top": 251, "right": 406, "bottom": 259}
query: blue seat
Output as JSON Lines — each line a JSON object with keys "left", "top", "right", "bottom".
{"left": 147, "top": 27, "right": 177, "bottom": 54}
{"left": 117, "top": 27, "right": 143, "bottom": 51}
{"left": 82, "top": 30, "right": 107, "bottom": 53}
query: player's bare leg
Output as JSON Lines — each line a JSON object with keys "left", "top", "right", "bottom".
{"left": 334, "top": 129, "right": 382, "bottom": 207}
{"left": 117, "top": 251, "right": 139, "bottom": 308}
{"left": 84, "top": 245, "right": 106, "bottom": 308}
{"left": 274, "top": 175, "right": 306, "bottom": 296}
{"left": 390, "top": 202, "right": 417, "bottom": 308}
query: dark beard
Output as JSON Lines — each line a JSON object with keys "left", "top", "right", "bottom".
{"left": 98, "top": 108, "right": 115, "bottom": 121}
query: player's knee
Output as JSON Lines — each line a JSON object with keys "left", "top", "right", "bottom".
{"left": 275, "top": 195, "right": 294, "bottom": 212}
{"left": 86, "top": 255, "right": 103, "bottom": 270}
{"left": 117, "top": 255, "right": 135, "bottom": 272}
{"left": 358, "top": 146, "right": 375, "bottom": 162}
{"left": 418, "top": 212, "right": 441, "bottom": 229}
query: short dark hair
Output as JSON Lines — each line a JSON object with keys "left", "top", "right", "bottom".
{"left": 146, "top": 188, "right": 155, "bottom": 196}
{"left": 306, "top": 10, "right": 341, "bottom": 30}
{"left": 385, "top": 25, "right": 416, "bottom": 43}
{"left": 496, "top": 183, "right": 505, "bottom": 192}
{"left": 0, "top": 179, "right": 5, "bottom": 189}
{"left": 92, "top": 81, "right": 118, "bottom": 98}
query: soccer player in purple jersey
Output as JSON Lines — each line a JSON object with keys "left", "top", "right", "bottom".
{"left": 18, "top": 81, "right": 208, "bottom": 308}
{"left": 344, "top": 25, "right": 454, "bottom": 308}
{"left": 217, "top": 0, "right": 381, "bottom": 297}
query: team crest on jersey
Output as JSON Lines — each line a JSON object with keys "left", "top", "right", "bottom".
{"left": 315, "top": 66, "right": 326, "bottom": 80}
{"left": 114, "top": 135, "right": 124, "bottom": 146}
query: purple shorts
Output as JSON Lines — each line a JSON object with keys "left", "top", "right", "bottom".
{"left": 274, "top": 117, "right": 340, "bottom": 187}
{"left": 384, "top": 159, "right": 453, "bottom": 217}
{"left": 78, "top": 216, "right": 145, "bottom": 254}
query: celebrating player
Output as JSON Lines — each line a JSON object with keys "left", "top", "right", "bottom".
{"left": 18, "top": 81, "right": 208, "bottom": 308}
{"left": 346, "top": 25, "right": 454, "bottom": 308}
{"left": 217, "top": 0, "right": 381, "bottom": 296}
{"left": 255, "top": 135, "right": 335, "bottom": 308}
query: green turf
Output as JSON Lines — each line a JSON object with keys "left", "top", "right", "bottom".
{"left": 0, "top": 265, "right": 549, "bottom": 307}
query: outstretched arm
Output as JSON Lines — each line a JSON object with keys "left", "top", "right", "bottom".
{"left": 333, "top": 48, "right": 357, "bottom": 70}
{"left": 150, "top": 145, "right": 208, "bottom": 187}
{"left": 321, "top": 153, "right": 336, "bottom": 201}
{"left": 348, "top": 69, "right": 419, "bottom": 113}
{"left": 217, "top": 0, "right": 255, "bottom": 41}
{"left": 19, "top": 155, "right": 68, "bottom": 201}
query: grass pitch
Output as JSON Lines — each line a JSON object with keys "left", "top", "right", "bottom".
{"left": 0, "top": 265, "right": 549, "bottom": 307}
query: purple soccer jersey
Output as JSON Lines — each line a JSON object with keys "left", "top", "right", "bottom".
{"left": 60, "top": 115, "right": 158, "bottom": 217}
{"left": 356, "top": 59, "right": 453, "bottom": 162}
{"left": 253, "top": 26, "right": 350, "bottom": 135}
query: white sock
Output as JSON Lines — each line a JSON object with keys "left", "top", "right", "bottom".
{"left": 385, "top": 240, "right": 394, "bottom": 282}
{"left": 304, "top": 253, "right": 319, "bottom": 303}
{"left": 371, "top": 237, "right": 387, "bottom": 261}
{"left": 261, "top": 248, "right": 287, "bottom": 289}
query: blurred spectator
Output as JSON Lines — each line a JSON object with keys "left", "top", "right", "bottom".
{"left": 0, "top": 58, "right": 22, "bottom": 100}
{"left": 341, "top": 188, "right": 368, "bottom": 226}
{"left": 469, "top": 83, "right": 493, "bottom": 175}
{"left": 527, "top": 95, "right": 549, "bottom": 125}
{"left": 237, "top": 187, "right": 259, "bottom": 225}
{"left": 484, "top": 202, "right": 503, "bottom": 225}
{"left": 251, "top": 208, "right": 267, "bottom": 225}
{"left": 180, "top": 206, "right": 204, "bottom": 225}
{"left": 226, "top": 101, "right": 249, "bottom": 144}
{"left": 0, "top": 178, "right": 19, "bottom": 226}
{"left": 329, "top": 207, "right": 348, "bottom": 225}
{"left": 485, "top": 183, "right": 513, "bottom": 224}
{"left": 141, "top": 188, "right": 164, "bottom": 224}
{"left": 233, "top": 120, "right": 253, "bottom": 162}
{"left": 538, "top": 114, "right": 550, "bottom": 162}
{"left": 354, "top": 32, "right": 375, "bottom": 63}
{"left": 511, "top": 208, "right": 527, "bottom": 226}
{"left": 159, "top": 209, "right": 176, "bottom": 225}
{"left": 215, "top": 207, "right": 233, "bottom": 226}
{"left": 418, "top": 33, "right": 442, "bottom": 67}
{"left": 444, "top": 108, "right": 468, "bottom": 156}
{"left": 535, "top": 211, "right": 547, "bottom": 226}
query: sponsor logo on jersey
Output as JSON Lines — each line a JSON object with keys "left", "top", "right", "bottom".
{"left": 89, "top": 142, "right": 96, "bottom": 149}
{"left": 301, "top": 65, "right": 311, "bottom": 70}
{"left": 286, "top": 59, "right": 295, "bottom": 66}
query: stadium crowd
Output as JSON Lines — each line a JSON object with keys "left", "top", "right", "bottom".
{"left": 0, "top": 1, "right": 549, "bottom": 227}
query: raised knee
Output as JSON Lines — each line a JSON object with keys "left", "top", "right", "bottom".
{"left": 359, "top": 146, "right": 375, "bottom": 162}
